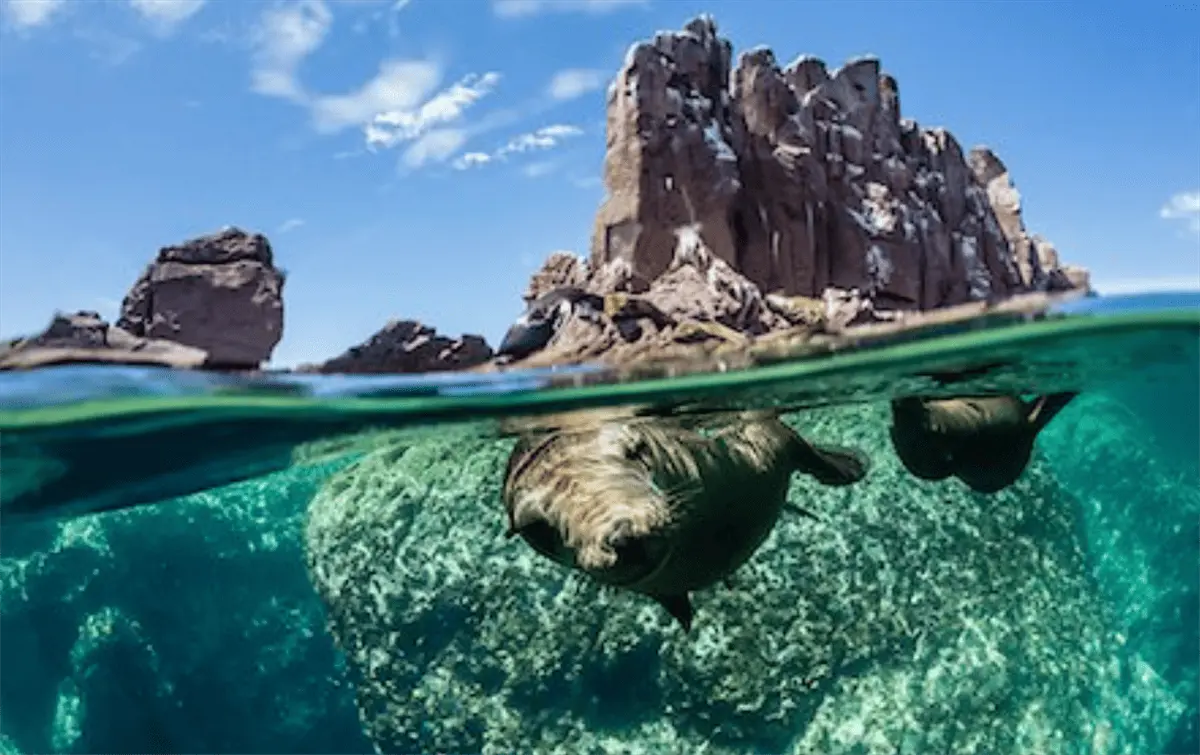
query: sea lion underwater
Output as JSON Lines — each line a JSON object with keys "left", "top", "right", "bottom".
{"left": 888, "top": 391, "right": 1079, "bottom": 494}
{"left": 500, "top": 412, "right": 870, "bottom": 632}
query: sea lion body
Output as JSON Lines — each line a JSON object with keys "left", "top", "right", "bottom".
{"left": 889, "top": 392, "right": 1078, "bottom": 493}
{"left": 502, "top": 413, "right": 868, "bottom": 630}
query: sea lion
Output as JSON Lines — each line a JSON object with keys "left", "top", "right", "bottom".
{"left": 888, "top": 392, "right": 1078, "bottom": 494}
{"left": 497, "top": 287, "right": 606, "bottom": 361}
{"left": 501, "top": 412, "right": 870, "bottom": 631}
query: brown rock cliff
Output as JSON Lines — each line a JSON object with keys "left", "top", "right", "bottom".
{"left": 590, "top": 15, "right": 1086, "bottom": 312}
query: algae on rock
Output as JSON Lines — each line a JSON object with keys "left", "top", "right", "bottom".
{"left": 303, "top": 401, "right": 1192, "bottom": 755}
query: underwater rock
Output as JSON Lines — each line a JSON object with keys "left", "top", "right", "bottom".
{"left": 588, "top": 15, "right": 1087, "bottom": 309}
{"left": 1038, "top": 392, "right": 1200, "bottom": 753}
{"left": 302, "top": 401, "right": 1189, "bottom": 755}
{"left": 0, "top": 310, "right": 209, "bottom": 371}
{"left": 0, "top": 461, "right": 371, "bottom": 755}
{"left": 299, "top": 319, "right": 493, "bottom": 374}
{"left": 117, "top": 226, "right": 286, "bottom": 368}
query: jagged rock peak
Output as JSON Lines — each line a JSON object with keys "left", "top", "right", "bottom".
{"left": 589, "top": 15, "right": 1087, "bottom": 312}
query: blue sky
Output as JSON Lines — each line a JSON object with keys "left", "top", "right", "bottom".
{"left": 0, "top": 0, "right": 1197, "bottom": 367}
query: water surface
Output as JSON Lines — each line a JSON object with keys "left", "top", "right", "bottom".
{"left": 1, "top": 291, "right": 1197, "bottom": 755}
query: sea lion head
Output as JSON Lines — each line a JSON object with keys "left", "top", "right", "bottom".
{"left": 888, "top": 397, "right": 953, "bottom": 481}
{"left": 504, "top": 421, "right": 700, "bottom": 589}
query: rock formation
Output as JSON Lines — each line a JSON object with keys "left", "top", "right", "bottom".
{"left": 0, "top": 311, "right": 208, "bottom": 371}
{"left": 589, "top": 15, "right": 1087, "bottom": 313}
{"left": 117, "top": 227, "right": 285, "bottom": 368}
{"left": 966, "top": 147, "right": 1091, "bottom": 292}
{"left": 300, "top": 319, "right": 493, "bottom": 375}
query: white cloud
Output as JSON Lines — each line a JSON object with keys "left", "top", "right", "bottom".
{"left": 128, "top": 0, "right": 206, "bottom": 35}
{"left": 278, "top": 217, "right": 306, "bottom": 233}
{"left": 244, "top": 1, "right": 499, "bottom": 168}
{"left": 498, "top": 123, "right": 582, "bottom": 155}
{"left": 250, "top": 0, "right": 333, "bottom": 102}
{"left": 402, "top": 128, "right": 467, "bottom": 168}
{"left": 311, "top": 59, "right": 442, "bottom": 133}
{"left": 362, "top": 71, "right": 500, "bottom": 148}
{"left": 2, "top": 0, "right": 66, "bottom": 29}
{"left": 547, "top": 68, "right": 606, "bottom": 100}
{"left": 453, "top": 151, "right": 492, "bottom": 169}
{"left": 453, "top": 124, "right": 583, "bottom": 170}
{"left": 492, "top": 0, "right": 645, "bottom": 18}
{"left": 1160, "top": 190, "right": 1200, "bottom": 236}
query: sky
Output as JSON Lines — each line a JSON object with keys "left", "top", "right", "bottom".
{"left": 0, "top": 0, "right": 1197, "bottom": 368}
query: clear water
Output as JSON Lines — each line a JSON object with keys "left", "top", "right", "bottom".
{"left": 0, "top": 292, "right": 1197, "bottom": 755}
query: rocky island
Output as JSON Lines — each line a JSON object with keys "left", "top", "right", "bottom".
{"left": 2, "top": 227, "right": 285, "bottom": 372}
{"left": 0, "top": 15, "right": 1088, "bottom": 375}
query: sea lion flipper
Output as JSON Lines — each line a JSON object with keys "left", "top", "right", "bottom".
{"left": 1025, "top": 392, "right": 1079, "bottom": 432}
{"left": 792, "top": 439, "right": 870, "bottom": 486}
{"left": 652, "top": 593, "right": 694, "bottom": 632}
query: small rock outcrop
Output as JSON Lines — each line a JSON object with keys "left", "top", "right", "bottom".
{"left": 590, "top": 15, "right": 1087, "bottom": 311}
{"left": 0, "top": 311, "right": 208, "bottom": 371}
{"left": 117, "top": 227, "right": 285, "bottom": 368}
{"left": 301, "top": 320, "right": 493, "bottom": 375}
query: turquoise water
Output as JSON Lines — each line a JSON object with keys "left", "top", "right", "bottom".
{"left": 0, "top": 292, "right": 1197, "bottom": 755}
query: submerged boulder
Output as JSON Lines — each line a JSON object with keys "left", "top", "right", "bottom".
{"left": 302, "top": 400, "right": 1192, "bottom": 755}
{"left": 0, "top": 462, "right": 371, "bottom": 755}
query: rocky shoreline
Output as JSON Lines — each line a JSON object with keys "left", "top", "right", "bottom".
{"left": 0, "top": 15, "right": 1089, "bottom": 376}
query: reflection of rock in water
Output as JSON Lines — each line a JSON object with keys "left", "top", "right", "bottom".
{"left": 302, "top": 401, "right": 1193, "bottom": 755}
{"left": 501, "top": 413, "right": 868, "bottom": 631}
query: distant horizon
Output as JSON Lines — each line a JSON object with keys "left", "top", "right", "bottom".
{"left": 2, "top": 0, "right": 1197, "bottom": 367}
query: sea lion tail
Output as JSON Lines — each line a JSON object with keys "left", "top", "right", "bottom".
{"left": 1026, "top": 392, "right": 1080, "bottom": 432}
{"left": 791, "top": 438, "right": 871, "bottom": 486}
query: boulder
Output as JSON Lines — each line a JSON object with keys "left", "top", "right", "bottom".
{"left": 0, "top": 311, "right": 208, "bottom": 371}
{"left": 301, "top": 319, "right": 493, "bottom": 375}
{"left": 589, "top": 15, "right": 1088, "bottom": 311}
{"left": 301, "top": 401, "right": 1192, "bottom": 754}
{"left": 117, "top": 227, "right": 285, "bottom": 368}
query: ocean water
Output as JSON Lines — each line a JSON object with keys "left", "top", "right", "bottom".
{"left": 0, "top": 291, "right": 1197, "bottom": 755}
